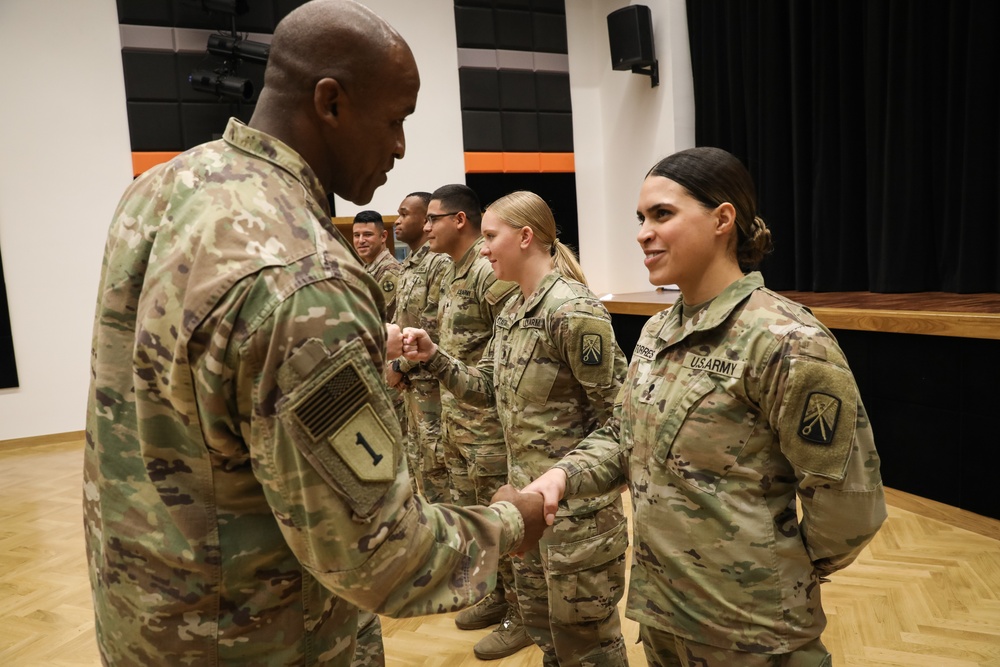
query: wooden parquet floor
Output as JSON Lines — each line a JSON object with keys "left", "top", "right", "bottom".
{"left": 2, "top": 433, "right": 998, "bottom": 666}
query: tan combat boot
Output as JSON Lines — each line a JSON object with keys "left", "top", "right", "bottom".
{"left": 454, "top": 589, "right": 507, "bottom": 630}
{"left": 472, "top": 608, "right": 533, "bottom": 660}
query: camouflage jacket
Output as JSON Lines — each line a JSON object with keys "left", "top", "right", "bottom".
{"left": 555, "top": 272, "right": 886, "bottom": 653}
{"left": 83, "top": 118, "right": 524, "bottom": 666}
{"left": 394, "top": 242, "right": 451, "bottom": 379}
{"left": 365, "top": 247, "right": 401, "bottom": 321}
{"left": 427, "top": 272, "right": 627, "bottom": 516}
{"left": 435, "top": 238, "right": 517, "bottom": 444}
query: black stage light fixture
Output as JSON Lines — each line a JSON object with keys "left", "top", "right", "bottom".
{"left": 189, "top": 70, "right": 254, "bottom": 101}
{"left": 207, "top": 33, "right": 270, "bottom": 65}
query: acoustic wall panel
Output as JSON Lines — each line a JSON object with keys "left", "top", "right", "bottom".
{"left": 127, "top": 101, "right": 183, "bottom": 151}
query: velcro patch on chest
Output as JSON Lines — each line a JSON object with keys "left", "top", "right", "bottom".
{"left": 779, "top": 357, "right": 857, "bottom": 480}
{"left": 683, "top": 353, "right": 745, "bottom": 378}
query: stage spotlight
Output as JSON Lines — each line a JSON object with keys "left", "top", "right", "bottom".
{"left": 207, "top": 33, "right": 270, "bottom": 65}
{"left": 189, "top": 70, "right": 254, "bottom": 101}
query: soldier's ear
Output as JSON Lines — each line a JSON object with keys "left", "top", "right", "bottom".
{"left": 519, "top": 226, "right": 533, "bottom": 249}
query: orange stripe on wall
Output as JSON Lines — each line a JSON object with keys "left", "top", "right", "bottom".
{"left": 464, "top": 152, "right": 575, "bottom": 174}
{"left": 132, "top": 152, "right": 180, "bottom": 177}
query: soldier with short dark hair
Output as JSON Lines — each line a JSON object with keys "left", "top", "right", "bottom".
{"left": 525, "top": 147, "right": 887, "bottom": 667}
{"left": 422, "top": 184, "right": 531, "bottom": 659}
{"left": 387, "top": 191, "right": 452, "bottom": 502}
{"left": 353, "top": 209, "right": 400, "bottom": 320}
{"left": 82, "top": 2, "right": 546, "bottom": 665}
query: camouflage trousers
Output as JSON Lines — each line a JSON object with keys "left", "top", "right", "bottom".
{"left": 350, "top": 610, "right": 385, "bottom": 667}
{"left": 513, "top": 498, "right": 629, "bottom": 667}
{"left": 402, "top": 376, "right": 449, "bottom": 503}
{"left": 445, "top": 437, "right": 520, "bottom": 614}
{"left": 639, "top": 626, "right": 832, "bottom": 667}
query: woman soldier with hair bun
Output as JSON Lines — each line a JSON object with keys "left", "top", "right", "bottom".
{"left": 403, "top": 191, "right": 630, "bottom": 666}
{"left": 524, "top": 148, "right": 887, "bottom": 667}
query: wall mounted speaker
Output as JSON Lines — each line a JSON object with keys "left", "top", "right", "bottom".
{"left": 607, "top": 5, "right": 658, "bottom": 87}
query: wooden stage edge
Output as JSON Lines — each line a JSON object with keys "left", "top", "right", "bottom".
{"left": 602, "top": 289, "right": 1000, "bottom": 340}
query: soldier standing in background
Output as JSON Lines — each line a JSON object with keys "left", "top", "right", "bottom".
{"left": 82, "top": 2, "right": 546, "bottom": 665}
{"left": 524, "top": 147, "right": 886, "bottom": 667}
{"left": 353, "top": 210, "right": 401, "bottom": 321}
{"left": 422, "top": 184, "right": 531, "bottom": 660}
{"left": 354, "top": 209, "right": 406, "bottom": 456}
{"left": 404, "top": 191, "right": 631, "bottom": 666}
{"left": 387, "top": 191, "right": 452, "bottom": 501}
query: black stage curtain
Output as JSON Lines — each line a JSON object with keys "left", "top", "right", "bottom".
{"left": 0, "top": 242, "right": 18, "bottom": 389}
{"left": 686, "top": 0, "right": 1000, "bottom": 293}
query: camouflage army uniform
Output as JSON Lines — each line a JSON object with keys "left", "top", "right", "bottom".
{"left": 434, "top": 237, "right": 520, "bottom": 615}
{"left": 365, "top": 247, "right": 401, "bottom": 321}
{"left": 365, "top": 247, "right": 406, "bottom": 453}
{"left": 435, "top": 237, "right": 517, "bottom": 506}
{"left": 83, "top": 118, "right": 525, "bottom": 667}
{"left": 553, "top": 272, "right": 887, "bottom": 663}
{"left": 394, "top": 242, "right": 452, "bottom": 502}
{"left": 426, "top": 272, "right": 630, "bottom": 666}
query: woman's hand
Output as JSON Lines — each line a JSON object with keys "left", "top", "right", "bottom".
{"left": 521, "top": 468, "right": 568, "bottom": 526}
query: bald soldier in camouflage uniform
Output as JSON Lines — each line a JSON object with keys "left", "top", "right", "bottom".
{"left": 82, "top": 3, "right": 544, "bottom": 666}
{"left": 526, "top": 148, "right": 886, "bottom": 667}
{"left": 388, "top": 191, "right": 452, "bottom": 502}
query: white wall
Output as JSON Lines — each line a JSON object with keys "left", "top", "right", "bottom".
{"left": 0, "top": 0, "right": 691, "bottom": 441}
{"left": 567, "top": 0, "right": 695, "bottom": 295}
{"left": 335, "top": 0, "right": 467, "bottom": 219}
{"left": 0, "top": 0, "right": 133, "bottom": 441}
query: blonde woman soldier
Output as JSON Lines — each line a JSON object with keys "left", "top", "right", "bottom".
{"left": 403, "top": 191, "right": 630, "bottom": 666}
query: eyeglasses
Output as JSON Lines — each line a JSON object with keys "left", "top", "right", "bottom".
{"left": 425, "top": 212, "right": 460, "bottom": 224}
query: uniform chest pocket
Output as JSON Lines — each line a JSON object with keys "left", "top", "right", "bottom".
{"left": 655, "top": 373, "right": 756, "bottom": 495}
{"left": 511, "top": 333, "right": 560, "bottom": 405}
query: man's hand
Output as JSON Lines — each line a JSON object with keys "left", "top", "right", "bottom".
{"left": 491, "top": 484, "right": 547, "bottom": 555}
{"left": 401, "top": 327, "right": 437, "bottom": 361}
{"left": 521, "top": 468, "right": 568, "bottom": 526}
{"left": 385, "top": 363, "right": 408, "bottom": 389}
{"left": 386, "top": 323, "right": 402, "bottom": 360}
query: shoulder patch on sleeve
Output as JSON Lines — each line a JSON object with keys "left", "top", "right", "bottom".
{"left": 277, "top": 338, "right": 399, "bottom": 519}
{"left": 565, "top": 315, "right": 616, "bottom": 387}
{"left": 779, "top": 357, "right": 857, "bottom": 480}
{"left": 381, "top": 275, "right": 396, "bottom": 293}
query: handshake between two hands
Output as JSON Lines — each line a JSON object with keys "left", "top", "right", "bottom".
{"left": 489, "top": 468, "right": 569, "bottom": 555}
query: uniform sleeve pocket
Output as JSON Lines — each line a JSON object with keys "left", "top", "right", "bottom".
{"left": 545, "top": 518, "right": 628, "bottom": 624}
{"left": 652, "top": 374, "right": 715, "bottom": 465}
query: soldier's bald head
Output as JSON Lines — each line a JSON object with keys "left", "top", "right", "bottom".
{"left": 265, "top": 0, "right": 409, "bottom": 103}
{"left": 251, "top": 0, "right": 420, "bottom": 203}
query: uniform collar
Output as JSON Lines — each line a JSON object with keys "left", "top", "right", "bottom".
{"left": 655, "top": 272, "right": 765, "bottom": 346}
{"left": 223, "top": 118, "right": 330, "bottom": 218}
{"left": 514, "top": 270, "right": 561, "bottom": 320}
{"left": 402, "top": 242, "right": 430, "bottom": 268}
{"left": 452, "top": 237, "right": 485, "bottom": 279}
